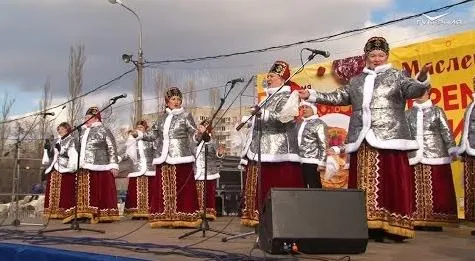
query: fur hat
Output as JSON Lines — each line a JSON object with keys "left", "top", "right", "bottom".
{"left": 364, "top": 36, "right": 389, "bottom": 55}
{"left": 85, "top": 106, "right": 101, "bottom": 121}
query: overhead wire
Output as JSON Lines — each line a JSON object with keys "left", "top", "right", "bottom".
{"left": 145, "top": 0, "right": 474, "bottom": 65}
{"left": 3, "top": 1, "right": 473, "bottom": 125}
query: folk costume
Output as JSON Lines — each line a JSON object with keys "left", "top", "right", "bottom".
{"left": 306, "top": 37, "right": 430, "bottom": 239}
{"left": 194, "top": 134, "right": 223, "bottom": 221}
{"left": 63, "top": 106, "right": 121, "bottom": 224}
{"left": 406, "top": 99, "right": 458, "bottom": 228}
{"left": 296, "top": 101, "right": 327, "bottom": 188}
{"left": 458, "top": 92, "right": 475, "bottom": 224}
{"left": 137, "top": 87, "right": 201, "bottom": 228}
{"left": 42, "top": 132, "right": 78, "bottom": 219}
{"left": 123, "top": 121, "right": 156, "bottom": 218}
{"left": 240, "top": 61, "right": 304, "bottom": 227}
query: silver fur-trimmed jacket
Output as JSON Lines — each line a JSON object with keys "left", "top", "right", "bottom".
{"left": 307, "top": 64, "right": 430, "bottom": 153}
{"left": 406, "top": 100, "right": 457, "bottom": 165}
{"left": 296, "top": 115, "right": 328, "bottom": 166}
{"left": 194, "top": 139, "right": 222, "bottom": 181}
{"left": 42, "top": 135, "right": 78, "bottom": 174}
{"left": 241, "top": 85, "right": 300, "bottom": 163}
{"left": 458, "top": 93, "right": 475, "bottom": 156}
{"left": 138, "top": 107, "right": 198, "bottom": 165}
{"left": 123, "top": 135, "right": 156, "bottom": 177}
{"left": 79, "top": 122, "right": 120, "bottom": 171}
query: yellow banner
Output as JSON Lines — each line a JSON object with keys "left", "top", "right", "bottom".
{"left": 257, "top": 30, "right": 475, "bottom": 217}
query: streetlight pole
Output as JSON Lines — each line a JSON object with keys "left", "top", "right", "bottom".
{"left": 108, "top": 0, "right": 144, "bottom": 121}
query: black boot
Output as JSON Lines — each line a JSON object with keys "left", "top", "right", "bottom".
{"left": 415, "top": 226, "right": 443, "bottom": 232}
{"left": 368, "top": 229, "right": 385, "bottom": 243}
{"left": 385, "top": 232, "right": 407, "bottom": 243}
{"left": 424, "top": 226, "right": 443, "bottom": 232}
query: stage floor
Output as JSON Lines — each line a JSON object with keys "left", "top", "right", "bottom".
{"left": 0, "top": 216, "right": 474, "bottom": 260}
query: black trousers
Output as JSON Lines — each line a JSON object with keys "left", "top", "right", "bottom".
{"left": 301, "top": 163, "right": 322, "bottom": 188}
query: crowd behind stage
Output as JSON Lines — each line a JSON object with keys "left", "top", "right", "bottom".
{"left": 40, "top": 36, "right": 475, "bottom": 243}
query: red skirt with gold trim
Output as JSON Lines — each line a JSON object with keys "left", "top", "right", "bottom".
{"left": 62, "top": 169, "right": 120, "bottom": 224}
{"left": 412, "top": 163, "right": 458, "bottom": 227}
{"left": 463, "top": 155, "right": 475, "bottom": 222}
{"left": 196, "top": 180, "right": 217, "bottom": 220}
{"left": 149, "top": 163, "right": 201, "bottom": 228}
{"left": 43, "top": 170, "right": 75, "bottom": 219}
{"left": 349, "top": 142, "right": 415, "bottom": 238}
{"left": 241, "top": 161, "right": 303, "bottom": 227}
{"left": 124, "top": 176, "right": 151, "bottom": 218}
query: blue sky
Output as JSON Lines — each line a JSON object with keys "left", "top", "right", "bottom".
{"left": 1, "top": 0, "right": 474, "bottom": 122}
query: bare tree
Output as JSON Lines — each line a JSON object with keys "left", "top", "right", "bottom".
{"left": 37, "top": 78, "right": 53, "bottom": 153}
{"left": 209, "top": 87, "right": 220, "bottom": 112}
{"left": 0, "top": 92, "right": 15, "bottom": 156}
{"left": 32, "top": 78, "right": 54, "bottom": 182}
{"left": 154, "top": 71, "right": 170, "bottom": 113}
{"left": 185, "top": 80, "right": 196, "bottom": 109}
{"left": 67, "top": 44, "right": 86, "bottom": 126}
{"left": 100, "top": 102, "right": 118, "bottom": 131}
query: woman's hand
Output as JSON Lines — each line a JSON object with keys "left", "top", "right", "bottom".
{"left": 327, "top": 148, "right": 336, "bottom": 156}
{"left": 111, "top": 168, "right": 119, "bottom": 177}
{"left": 130, "top": 130, "right": 138, "bottom": 138}
{"left": 417, "top": 63, "right": 431, "bottom": 82}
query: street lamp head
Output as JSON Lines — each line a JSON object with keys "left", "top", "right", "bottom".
{"left": 122, "top": 54, "right": 133, "bottom": 63}
{"left": 108, "top": 0, "right": 122, "bottom": 4}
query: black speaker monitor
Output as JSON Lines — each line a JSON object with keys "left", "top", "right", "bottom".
{"left": 258, "top": 188, "right": 368, "bottom": 254}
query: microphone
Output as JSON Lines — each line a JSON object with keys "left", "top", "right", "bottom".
{"left": 227, "top": 78, "right": 244, "bottom": 84}
{"left": 304, "top": 48, "right": 330, "bottom": 58}
{"left": 110, "top": 93, "right": 127, "bottom": 102}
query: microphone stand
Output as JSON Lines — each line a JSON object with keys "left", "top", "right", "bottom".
{"left": 178, "top": 80, "right": 241, "bottom": 239}
{"left": 221, "top": 51, "right": 321, "bottom": 243}
{"left": 39, "top": 98, "right": 122, "bottom": 234}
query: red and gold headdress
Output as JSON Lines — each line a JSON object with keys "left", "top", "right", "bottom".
{"left": 268, "top": 60, "right": 290, "bottom": 80}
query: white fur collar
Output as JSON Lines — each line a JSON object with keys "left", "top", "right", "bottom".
{"left": 83, "top": 121, "right": 102, "bottom": 129}
{"left": 413, "top": 99, "right": 432, "bottom": 109}
{"left": 363, "top": 63, "right": 392, "bottom": 75}
{"left": 265, "top": 85, "right": 291, "bottom": 96}
{"left": 302, "top": 114, "right": 319, "bottom": 121}
{"left": 165, "top": 107, "right": 185, "bottom": 115}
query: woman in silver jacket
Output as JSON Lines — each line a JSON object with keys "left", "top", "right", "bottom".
{"left": 134, "top": 87, "right": 205, "bottom": 228}
{"left": 296, "top": 101, "right": 327, "bottom": 188}
{"left": 299, "top": 37, "right": 431, "bottom": 241}
{"left": 406, "top": 88, "right": 458, "bottom": 230}
{"left": 457, "top": 78, "right": 475, "bottom": 236}
{"left": 194, "top": 119, "right": 224, "bottom": 221}
{"left": 240, "top": 60, "right": 304, "bottom": 227}
{"left": 42, "top": 122, "right": 78, "bottom": 219}
{"left": 123, "top": 120, "right": 155, "bottom": 219}
{"left": 63, "top": 106, "right": 120, "bottom": 224}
